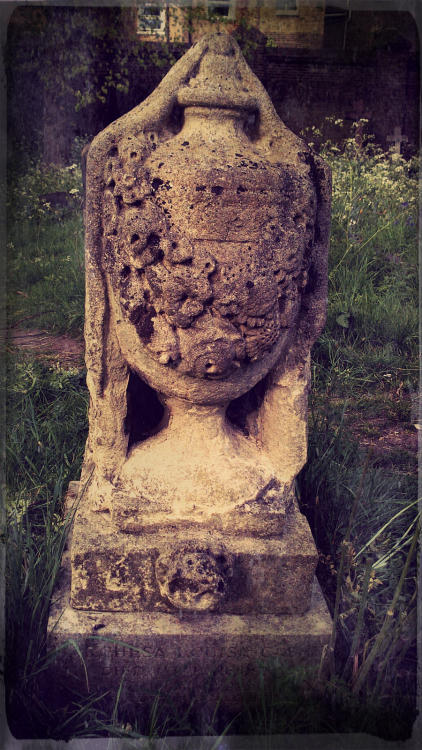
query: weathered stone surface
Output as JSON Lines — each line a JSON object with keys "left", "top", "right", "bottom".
{"left": 48, "top": 36, "right": 333, "bottom": 719}
{"left": 69, "top": 483, "right": 317, "bottom": 615}
{"left": 51, "top": 37, "right": 332, "bottom": 720}
{"left": 75, "top": 32, "right": 330, "bottom": 568}
{"left": 155, "top": 543, "right": 233, "bottom": 612}
{"left": 113, "top": 399, "right": 293, "bottom": 537}
{"left": 48, "top": 554, "right": 332, "bottom": 726}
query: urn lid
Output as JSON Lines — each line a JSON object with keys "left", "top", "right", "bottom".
{"left": 177, "top": 33, "right": 257, "bottom": 113}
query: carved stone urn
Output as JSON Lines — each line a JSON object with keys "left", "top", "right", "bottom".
{"left": 50, "top": 33, "right": 332, "bottom": 716}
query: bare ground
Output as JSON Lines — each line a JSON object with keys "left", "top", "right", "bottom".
{"left": 9, "top": 328, "right": 84, "bottom": 367}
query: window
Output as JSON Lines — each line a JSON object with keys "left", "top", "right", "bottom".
{"left": 275, "top": 0, "right": 299, "bottom": 15}
{"left": 207, "top": 1, "right": 235, "bottom": 20}
{"left": 137, "top": 2, "right": 167, "bottom": 35}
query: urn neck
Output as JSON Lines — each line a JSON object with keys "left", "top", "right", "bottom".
{"left": 163, "top": 396, "right": 228, "bottom": 436}
{"left": 180, "top": 105, "right": 251, "bottom": 143}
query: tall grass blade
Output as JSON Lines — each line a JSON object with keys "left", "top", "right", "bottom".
{"left": 342, "top": 555, "right": 374, "bottom": 680}
{"left": 354, "top": 499, "right": 419, "bottom": 561}
{"left": 352, "top": 517, "right": 420, "bottom": 693}
{"left": 320, "top": 451, "right": 372, "bottom": 678}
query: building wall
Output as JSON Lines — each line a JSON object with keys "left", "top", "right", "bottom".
{"left": 255, "top": 0, "right": 325, "bottom": 49}
{"left": 134, "top": 2, "right": 326, "bottom": 48}
{"left": 168, "top": 3, "right": 237, "bottom": 44}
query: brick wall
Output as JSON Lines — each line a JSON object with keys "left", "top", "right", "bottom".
{"left": 258, "top": 1, "right": 325, "bottom": 49}
{"left": 258, "top": 45, "right": 419, "bottom": 153}
{"left": 165, "top": 1, "right": 325, "bottom": 48}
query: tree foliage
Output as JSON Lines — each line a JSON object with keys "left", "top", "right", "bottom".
{"left": 6, "top": 5, "right": 181, "bottom": 164}
{"left": 6, "top": 3, "right": 262, "bottom": 165}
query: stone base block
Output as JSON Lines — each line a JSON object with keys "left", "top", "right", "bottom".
{"left": 70, "top": 494, "right": 318, "bottom": 615}
{"left": 47, "top": 556, "right": 332, "bottom": 731}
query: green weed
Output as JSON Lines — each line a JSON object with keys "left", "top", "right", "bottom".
{"left": 306, "top": 119, "right": 418, "bottom": 398}
{"left": 7, "top": 214, "right": 85, "bottom": 335}
{"left": 5, "top": 356, "right": 88, "bottom": 736}
{"left": 8, "top": 160, "right": 83, "bottom": 223}
{"left": 7, "top": 159, "right": 85, "bottom": 335}
{"left": 297, "top": 404, "right": 418, "bottom": 735}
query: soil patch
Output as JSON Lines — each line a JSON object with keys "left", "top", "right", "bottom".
{"left": 9, "top": 328, "right": 84, "bottom": 367}
{"left": 323, "top": 394, "right": 418, "bottom": 474}
{"left": 351, "top": 415, "right": 417, "bottom": 451}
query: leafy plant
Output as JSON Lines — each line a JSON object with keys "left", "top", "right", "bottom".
{"left": 306, "top": 120, "right": 418, "bottom": 398}
{"left": 8, "top": 160, "right": 83, "bottom": 222}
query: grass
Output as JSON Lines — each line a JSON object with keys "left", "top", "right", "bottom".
{"left": 5, "top": 357, "right": 88, "bottom": 737}
{"left": 4, "top": 126, "right": 419, "bottom": 739}
{"left": 7, "top": 215, "right": 85, "bottom": 336}
{"left": 298, "top": 407, "right": 417, "bottom": 712}
{"left": 7, "top": 161, "right": 85, "bottom": 336}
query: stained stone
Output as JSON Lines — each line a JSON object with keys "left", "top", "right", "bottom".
{"left": 48, "top": 551, "right": 331, "bottom": 728}
{"left": 48, "top": 32, "right": 332, "bottom": 721}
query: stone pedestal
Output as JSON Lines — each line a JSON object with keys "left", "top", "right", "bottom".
{"left": 47, "top": 481, "right": 331, "bottom": 727}
{"left": 70, "top": 486, "right": 318, "bottom": 616}
{"left": 48, "top": 549, "right": 331, "bottom": 729}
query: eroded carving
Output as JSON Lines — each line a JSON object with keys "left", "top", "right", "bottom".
{"left": 101, "top": 63, "right": 313, "bottom": 381}
{"left": 155, "top": 545, "right": 233, "bottom": 612}
{"left": 70, "top": 33, "right": 331, "bottom": 614}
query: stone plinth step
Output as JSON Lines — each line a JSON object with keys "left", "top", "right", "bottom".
{"left": 47, "top": 557, "right": 332, "bottom": 730}
{"left": 70, "top": 498, "right": 318, "bottom": 615}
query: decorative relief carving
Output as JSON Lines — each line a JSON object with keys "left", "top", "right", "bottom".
{"left": 155, "top": 545, "right": 233, "bottom": 612}
{"left": 98, "top": 33, "right": 318, "bottom": 386}
{"left": 102, "top": 133, "right": 313, "bottom": 380}
{"left": 70, "top": 33, "right": 331, "bottom": 614}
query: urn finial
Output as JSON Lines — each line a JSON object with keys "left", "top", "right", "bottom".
{"left": 177, "top": 34, "right": 256, "bottom": 113}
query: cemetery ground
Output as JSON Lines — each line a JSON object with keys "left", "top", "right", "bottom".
{"left": 4, "top": 123, "right": 419, "bottom": 740}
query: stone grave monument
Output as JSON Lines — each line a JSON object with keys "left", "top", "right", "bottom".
{"left": 49, "top": 32, "right": 332, "bottom": 725}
